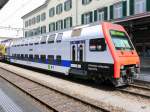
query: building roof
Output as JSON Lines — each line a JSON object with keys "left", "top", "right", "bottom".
{"left": 21, "top": 0, "right": 50, "bottom": 19}
{"left": 0, "top": 0, "right": 9, "bottom": 9}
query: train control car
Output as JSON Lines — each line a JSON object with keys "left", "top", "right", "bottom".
{"left": 8, "top": 22, "right": 140, "bottom": 87}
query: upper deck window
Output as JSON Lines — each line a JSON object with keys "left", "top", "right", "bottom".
{"left": 56, "top": 33, "right": 63, "bottom": 43}
{"left": 110, "top": 30, "right": 134, "bottom": 50}
{"left": 40, "top": 35, "right": 47, "bottom": 44}
{"left": 48, "top": 34, "right": 56, "bottom": 43}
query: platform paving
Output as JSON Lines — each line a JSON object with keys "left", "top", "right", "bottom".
{"left": 0, "top": 62, "right": 149, "bottom": 112}
{"left": 0, "top": 77, "right": 43, "bottom": 112}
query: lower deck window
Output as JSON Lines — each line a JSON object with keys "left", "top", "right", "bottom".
{"left": 29, "top": 54, "right": 33, "bottom": 61}
{"left": 41, "top": 55, "right": 46, "bottom": 63}
{"left": 56, "top": 55, "right": 61, "bottom": 65}
{"left": 25, "top": 54, "right": 28, "bottom": 60}
{"left": 34, "top": 55, "right": 39, "bottom": 62}
{"left": 48, "top": 55, "right": 54, "bottom": 64}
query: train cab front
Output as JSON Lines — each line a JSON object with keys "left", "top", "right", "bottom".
{"left": 102, "top": 22, "right": 140, "bottom": 87}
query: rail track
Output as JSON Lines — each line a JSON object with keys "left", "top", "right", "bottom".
{"left": 0, "top": 67, "right": 108, "bottom": 112}
{"left": 117, "top": 84, "right": 150, "bottom": 99}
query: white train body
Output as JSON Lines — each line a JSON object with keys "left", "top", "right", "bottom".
{"left": 7, "top": 22, "right": 140, "bottom": 86}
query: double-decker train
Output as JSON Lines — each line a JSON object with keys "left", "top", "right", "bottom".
{"left": 5, "top": 22, "right": 140, "bottom": 87}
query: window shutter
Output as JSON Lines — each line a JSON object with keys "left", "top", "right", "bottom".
{"left": 104, "top": 7, "right": 108, "bottom": 20}
{"left": 90, "top": 12, "right": 93, "bottom": 23}
{"left": 56, "top": 22, "right": 58, "bottom": 30}
{"left": 122, "top": 1, "right": 127, "bottom": 17}
{"left": 130, "top": 0, "right": 134, "bottom": 15}
{"left": 110, "top": 5, "right": 114, "bottom": 20}
{"left": 94, "top": 10, "right": 97, "bottom": 21}
{"left": 81, "top": 14, "right": 84, "bottom": 24}
{"left": 49, "top": 24, "right": 51, "bottom": 32}
{"left": 53, "top": 23, "right": 55, "bottom": 31}
{"left": 64, "top": 19, "right": 66, "bottom": 29}
{"left": 147, "top": 0, "right": 150, "bottom": 11}
{"left": 70, "top": 17, "right": 72, "bottom": 27}
{"left": 61, "top": 20, "right": 63, "bottom": 29}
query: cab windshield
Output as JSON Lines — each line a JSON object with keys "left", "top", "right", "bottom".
{"left": 110, "top": 30, "right": 134, "bottom": 50}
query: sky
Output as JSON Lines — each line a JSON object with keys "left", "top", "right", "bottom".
{"left": 0, "top": 0, "right": 46, "bottom": 39}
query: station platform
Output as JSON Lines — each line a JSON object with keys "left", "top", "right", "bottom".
{"left": 0, "top": 77, "right": 43, "bottom": 112}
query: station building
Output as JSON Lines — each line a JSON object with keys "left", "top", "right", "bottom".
{"left": 22, "top": 0, "right": 150, "bottom": 68}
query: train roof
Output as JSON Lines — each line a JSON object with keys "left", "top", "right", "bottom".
{"left": 11, "top": 22, "right": 108, "bottom": 46}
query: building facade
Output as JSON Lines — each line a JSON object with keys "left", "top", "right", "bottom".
{"left": 22, "top": 0, "right": 150, "bottom": 67}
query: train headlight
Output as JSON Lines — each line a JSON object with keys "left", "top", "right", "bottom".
{"left": 136, "top": 64, "right": 140, "bottom": 68}
{"left": 120, "top": 65, "right": 124, "bottom": 70}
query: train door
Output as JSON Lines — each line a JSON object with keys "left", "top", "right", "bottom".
{"left": 70, "top": 40, "right": 86, "bottom": 69}
{"left": 71, "top": 40, "right": 85, "bottom": 62}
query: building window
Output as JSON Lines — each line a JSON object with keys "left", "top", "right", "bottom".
{"left": 64, "top": 0, "right": 72, "bottom": 11}
{"left": 56, "top": 4, "right": 63, "bottom": 14}
{"left": 25, "top": 21, "right": 28, "bottom": 27}
{"left": 64, "top": 17, "right": 72, "bottom": 29}
{"left": 56, "top": 20, "right": 63, "bottom": 30}
{"left": 49, "top": 23, "right": 55, "bottom": 32}
{"left": 135, "top": 0, "right": 146, "bottom": 14}
{"left": 41, "top": 12, "right": 46, "bottom": 21}
{"left": 81, "top": 12, "right": 93, "bottom": 24}
{"left": 36, "top": 15, "right": 41, "bottom": 23}
{"left": 114, "top": 3, "right": 123, "bottom": 19}
{"left": 29, "top": 19, "right": 32, "bottom": 26}
{"left": 97, "top": 11, "right": 104, "bottom": 21}
{"left": 41, "top": 26, "right": 46, "bottom": 34}
{"left": 94, "top": 7, "right": 108, "bottom": 22}
{"left": 32, "top": 17, "right": 36, "bottom": 25}
{"left": 82, "top": 0, "right": 92, "bottom": 5}
{"left": 49, "top": 7, "right": 55, "bottom": 17}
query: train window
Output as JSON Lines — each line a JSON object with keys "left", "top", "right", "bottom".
{"left": 56, "top": 55, "right": 61, "bottom": 65}
{"left": 17, "top": 54, "right": 20, "bottom": 59}
{"left": 40, "top": 55, "right": 46, "bottom": 63}
{"left": 56, "top": 33, "right": 63, "bottom": 43}
{"left": 25, "top": 54, "right": 28, "bottom": 60}
{"left": 21, "top": 54, "right": 24, "bottom": 60}
{"left": 48, "top": 55, "right": 54, "bottom": 64}
{"left": 25, "top": 44, "right": 28, "bottom": 46}
{"left": 34, "top": 42, "right": 39, "bottom": 45}
{"left": 79, "top": 45, "right": 83, "bottom": 62}
{"left": 29, "top": 43, "right": 33, "bottom": 46}
{"left": 29, "top": 54, "right": 33, "bottom": 61}
{"left": 110, "top": 30, "right": 134, "bottom": 50}
{"left": 40, "top": 36, "right": 47, "bottom": 44}
{"left": 89, "top": 38, "right": 106, "bottom": 51}
{"left": 14, "top": 54, "right": 17, "bottom": 59}
{"left": 34, "top": 55, "right": 39, "bottom": 62}
{"left": 48, "top": 34, "right": 56, "bottom": 43}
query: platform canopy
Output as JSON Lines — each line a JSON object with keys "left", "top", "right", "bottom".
{"left": 0, "top": 0, "right": 9, "bottom": 9}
